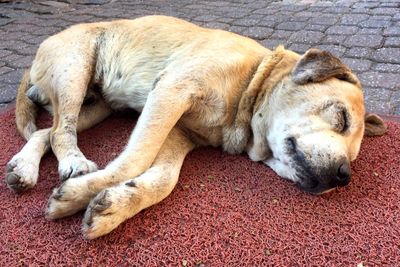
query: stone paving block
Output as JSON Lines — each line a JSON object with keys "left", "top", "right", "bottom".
{"left": 0, "top": 66, "right": 14, "bottom": 76}
{"left": 0, "top": 31, "right": 30, "bottom": 42}
{"left": 353, "top": 2, "right": 380, "bottom": 8}
{"left": 289, "top": 31, "right": 324, "bottom": 45}
{"left": 315, "top": 44, "right": 347, "bottom": 57}
{"left": 358, "top": 28, "right": 383, "bottom": 35}
{"left": 0, "top": 40, "right": 30, "bottom": 51}
{"left": 359, "top": 19, "right": 392, "bottom": 28}
{"left": 340, "top": 14, "right": 369, "bottom": 25}
{"left": 372, "top": 48, "right": 400, "bottom": 64}
{"left": 360, "top": 71, "right": 399, "bottom": 89}
{"left": 287, "top": 43, "right": 311, "bottom": 54}
{"left": 322, "top": 7, "right": 351, "bottom": 14}
{"left": 345, "top": 47, "right": 373, "bottom": 58}
{"left": 0, "top": 83, "right": 18, "bottom": 103}
{"left": 325, "top": 25, "right": 359, "bottom": 35}
{"left": 228, "top": 25, "right": 248, "bottom": 35}
{"left": 341, "top": 58, "right": 373, "bottom": 73}
{"left": 309, "top": 15, "right": 338, "bottom": 25}
{"left": 276, "top": 21, "right": 307, "bottom": 31}
{"left": 203, "top": 22, "right": 230, "bottom": 30}
{"left": 2, "top": 54, "right": 33, "bottom": 69}
{"left": 304, "top": 24, "right": 329, "bottom": 32}
{"left": 385, "top": 37, "right": 400, "bottom": 47}
{"left": 363, "top": 87, "right": 394, "bottom": 114}
{"left": 370, "top": 7, "right": 399, "bottom": 15}
{"left": 0, "top": 49, "right": 13, "bottom": 59}
{"left": 232, "top": 17, "right": 262, "bottom": 27}
{"left": 343, "top": 34, "right": 383, "bottom": 48}
{"left": 260, "top": 39, "right": 287, "bottom": 49}
{"left": 253, "top": 7, "right": 279, "bottom": 15}
{"left": 383, "top": 27, "right": 400, "bottom": 36}
{"left": 322, "top": 35, "right": 347, "bottom": 45}
{"left": 391, "top": 91, "right": 400, "bottom": 114}
{"left": 373, "top": 63, "right": 400, "bottom": 73}
{"left": 243, "top": 27, "right": 273, "bottom": 40}
{"left": 1, "top": 68, "right": 24, "bottom": 85}
{"left": 270, "top": 30, "right": 293, "bottom": 39}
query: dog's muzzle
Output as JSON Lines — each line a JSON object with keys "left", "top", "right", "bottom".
{"left": 296, "top": 158, "right": 351, "bottom": 194}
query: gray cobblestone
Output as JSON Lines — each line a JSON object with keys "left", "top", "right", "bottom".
{"left": 344, "top": 34, "right": 384, "bottom": 48}
{"left": 326, "top": 25, "right": 359, "bottom": 35}
{"left": 309, "top": 15, "right": 339, "bottom": 25}
{"left": 342, "top": 58, "right": 373, "bottom": 73}
{"left": 276, "top": 21, "right": 307, "bottom": 31}
{"left": 340, "top": 14, "right": 369, "bottom": 25}
{"left": 322, "top": 35, "right": 347, "bottom": 45}
{"left": 345, "top": 47, "right": 374, "bottom": 58}
{"left": 360, "top": 72, "right": 399, "bottom": 89}
{"left": 373, "top": 63, "right": 400, "bottom": 73}
{"left": 289, "top": 31, "right": 324, "bottom": 45}
{"left": 315, "top": 44, "right": 347, "bottom": 57}
{"left": 372, "top": 48, "right": 400, "bottom": 64}
{"left": 384, "top": 27, "right": 400, "bottom": 36}
{"left": 385, "top": 37, "right": 400, "bottom": 47}
{"left": 0, "top": 0, "right": 399, "bottom": 115}
{"left": 359, "top": 19, "right": 392, "bottom": 28}
{"left": 243, "top": 27, "right": 273, "bottom": 40}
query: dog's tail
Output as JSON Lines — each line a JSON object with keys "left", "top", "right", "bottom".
{"left": 15, "top": 69, "right": 39, "bottom": 140}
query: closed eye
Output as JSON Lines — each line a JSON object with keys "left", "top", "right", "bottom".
{"left": 336, "top": 108, "right": 349, "bottom": 133}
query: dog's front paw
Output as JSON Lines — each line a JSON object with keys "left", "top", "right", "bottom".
{"left": 58, "top": 155, "right": 98, "bottom": 181}
{"left": 5, "top": 156, "right": 39, "bottom": 193}
{"left": 46, "top": 178, "right": 93, "bottom": 219}
{"left": 82, "top": 187, "right": 141, "bottom": 239}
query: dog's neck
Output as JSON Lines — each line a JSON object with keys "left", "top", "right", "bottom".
{"left": 222, "top": 46, "right": 300, "bottom": 158}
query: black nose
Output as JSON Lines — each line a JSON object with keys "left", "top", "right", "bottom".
{"left": 335, "top": 160, "right": 351, "bottom": 186}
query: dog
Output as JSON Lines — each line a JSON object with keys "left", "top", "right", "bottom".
{"left": 5, "top": 15, "right": 387, "bottom": 239}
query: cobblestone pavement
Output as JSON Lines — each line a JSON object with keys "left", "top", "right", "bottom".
{"left": 0, "top": 0, "right": 399, "bottom": 114}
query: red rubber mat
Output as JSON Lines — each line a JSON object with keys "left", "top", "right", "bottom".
{"left": 1, "top": 109, "right": 399, "bottom": 266}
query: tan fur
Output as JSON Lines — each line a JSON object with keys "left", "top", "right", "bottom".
{"left": 6, "top": 15, "right": 386, "bottom": 239}
{"left": 15, "top": 69, "right": 38, "bottom": 140}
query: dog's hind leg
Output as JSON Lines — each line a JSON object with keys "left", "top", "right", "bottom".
{"left": 6, "top": 98, "right": 112, "bottom": 193}
{"left": 46, "top": 80, "right": 196, "bottom": 219}
{"left": 82, "top": 127, "right": 194, "bottom": 239}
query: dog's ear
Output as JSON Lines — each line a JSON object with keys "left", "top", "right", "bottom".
{"left": 364, "top": 113, "right": 387, "bottom": 136}
{"left": 292, "top": 48, "right": 359, "bottom": 85}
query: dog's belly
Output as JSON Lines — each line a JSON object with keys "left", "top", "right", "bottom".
{"left": 96, "top": 54, "right": 169, "bottom": 111}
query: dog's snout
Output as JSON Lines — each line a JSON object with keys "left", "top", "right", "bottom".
{"left": 333, "top": 160, "right": 351, "bottom": 187}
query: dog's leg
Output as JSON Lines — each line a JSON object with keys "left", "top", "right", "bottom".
{"left": 50, "top": 69, "right": 100, "bottom": 181}
{"left": 46, "top": 82, "right": 195, "bottom": 219}
{"left": 6, "top": 128, "right": 50, "bottom": 192}
{"left": 6, "top": 99, "right": 112, "bottom": 192}
{"left": 82, "top": 127, "right": 194, "bottom": 239}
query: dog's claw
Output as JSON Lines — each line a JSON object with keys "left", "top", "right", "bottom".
{"left": 58, "top": 156, "right": 98, "bottom": 181}
{"left": 46, "top": 178, "right": 92, "bottom": 220}
{"left": 82, "top": 189, "right": 123, "bottom": 239}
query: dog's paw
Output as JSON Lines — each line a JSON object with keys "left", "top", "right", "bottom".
{"left": 58, "top": 155, "right": 97, "bottom": 181}
{"left": 82, "top": 187, "right": 141, "bottom": 239}
{"left": 5, "top": 156, "right": 39, "bottom": 193}
{"left": 46, "top": 178, "right": 92, "bottom": 219}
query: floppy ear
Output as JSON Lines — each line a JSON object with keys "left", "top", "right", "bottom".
{"left": 364, "top": 113, "right": 387, "bottom": 136}
{"left": 292, "top": 48, "right": 359, "bottom": 85}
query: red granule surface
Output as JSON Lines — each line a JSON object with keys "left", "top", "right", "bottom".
{"left": 0, "top": 109, "right": 399, "bottom": 266}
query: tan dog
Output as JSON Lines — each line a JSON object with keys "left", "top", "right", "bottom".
{"left": 5, "top": 16, "right": 386, "bottom": 239}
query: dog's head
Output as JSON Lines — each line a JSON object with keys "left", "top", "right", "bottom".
{"left": 247, "top": 48, "right": 387, "bottom": 194}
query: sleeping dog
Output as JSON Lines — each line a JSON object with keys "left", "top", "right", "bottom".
{"left": 6, "top": 16, "right": 386, "bottom": 239}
